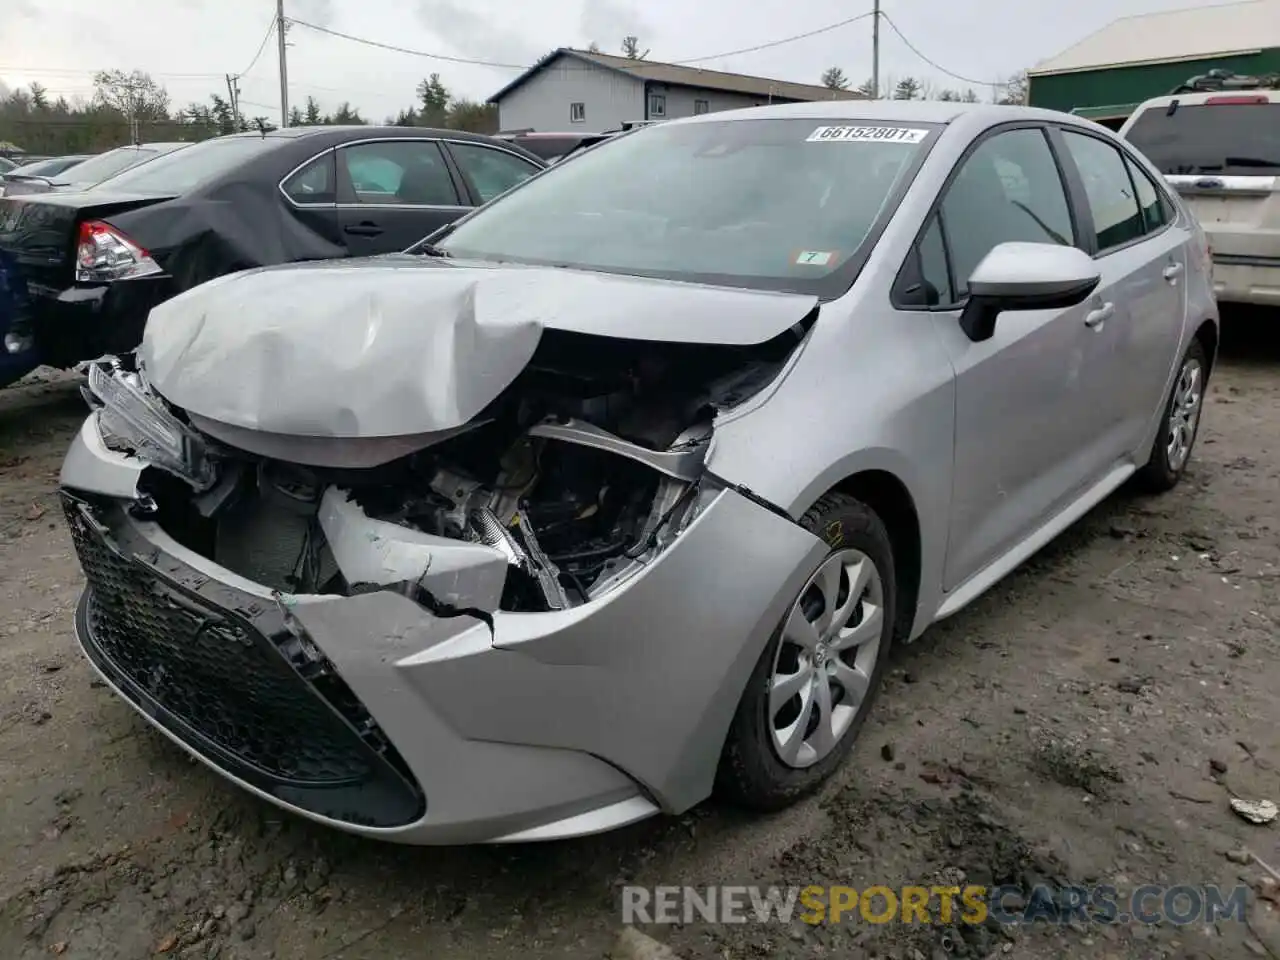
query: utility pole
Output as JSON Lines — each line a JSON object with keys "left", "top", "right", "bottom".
{"left": 225, "top": 73, "right": 241, "bottom": 130}
{"left": 276, "top": 0, "right": 290, "bottom": 127}
{"left": 872, "top": 0, "right": 881, "bottom": 99}
{"left": 122, "top": 79, "right": 142, "bottom": 144}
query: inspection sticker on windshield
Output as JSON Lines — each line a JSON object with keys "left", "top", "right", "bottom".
{"left": 794, "top": 250, "right": 836, "bottom": 266}
{"left": 806, "top": 125, "right": 927, "bottom": 143}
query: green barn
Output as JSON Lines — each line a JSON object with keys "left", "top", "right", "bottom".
{"left": 1028, "top": 0, "right": 1280, "bottom": 128}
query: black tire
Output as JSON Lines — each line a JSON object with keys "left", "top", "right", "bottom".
{"left": 1134, "top": 338, "right": 1209, "bottom": 493}
{"left": 715, "top": 491, "right": 897, "bottom": 811}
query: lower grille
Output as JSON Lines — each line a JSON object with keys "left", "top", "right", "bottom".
{"left": 63, "top": 493, "right": 425, "bottom": 828}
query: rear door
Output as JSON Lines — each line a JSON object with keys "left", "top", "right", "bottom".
{"left": 278, "top": 148, "right": 342, "bottom": 249}
{"left": 335, "top": 139, "right": 470, "bottom": 255}
{"left": 1055, "top": 127, "right": 1187, "bottom": 461}
{"left": 1123, "top": 97, "right": 1280, "bottom": 300}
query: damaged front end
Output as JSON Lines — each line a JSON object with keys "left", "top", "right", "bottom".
{"left": 76, "top": 323, "right": 807, "bottom": 615}
{"left": 60, "top": 311, "right": 826, "bottom": 841}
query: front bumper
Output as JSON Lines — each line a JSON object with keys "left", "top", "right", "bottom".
{"left": 60, "top": 415, "right": 824, "bottom": 844}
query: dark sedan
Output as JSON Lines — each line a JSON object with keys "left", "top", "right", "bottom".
{"left": 0, "top": 126, "right": 546, "bottom": 368}
{"left": 3, "top": 154, "right": 93, "bottom": 179}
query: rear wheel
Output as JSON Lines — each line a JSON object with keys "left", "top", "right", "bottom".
{"left": 1135, "top": 338, "right": 1208, "bottom": 492}
{"left": 716, "top": 492, "right": 896, "bottom": 811}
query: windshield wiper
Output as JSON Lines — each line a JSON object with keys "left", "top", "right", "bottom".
{"left": 411, "top": 242, "right": 452, "bottom": 258}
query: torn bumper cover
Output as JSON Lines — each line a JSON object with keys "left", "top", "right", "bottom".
{"left": 60, "top": 406, "right": 825, "bottom": 844}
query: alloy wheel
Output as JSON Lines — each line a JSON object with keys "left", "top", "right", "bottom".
{"left": 768, "top": 548, "right": 884, "bottom": 769}
{"left": 1167, "top": 356, "right": 1203, "bottom": 473}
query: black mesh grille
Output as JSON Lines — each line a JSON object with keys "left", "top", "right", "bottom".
{"left": 63, "top": 493, "right": 425, "bottom": 827}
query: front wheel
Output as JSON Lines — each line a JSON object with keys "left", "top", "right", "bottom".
{"left": 1135, "top": 338, "right": 1208, "bottom": 493}
{"left": 715, "top": 492, "right": 896, "bottom": 811}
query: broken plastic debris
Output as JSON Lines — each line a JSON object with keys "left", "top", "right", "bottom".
{"left": 1230, "top": 798, "right": 1278, "bottom": 825}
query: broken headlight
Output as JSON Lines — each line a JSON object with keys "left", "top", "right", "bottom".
{"left": 83, "top": 358, "right": 215, "bottom": 491}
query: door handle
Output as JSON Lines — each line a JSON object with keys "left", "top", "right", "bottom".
{"left": 1163, "top": 262, "right": 1184, "bottom": 281}
{"left": 344, "top": 222, "right": 384, "bottom": 237}
{"left": 1083, "top": 302, "right": 1114, "bottom": 329}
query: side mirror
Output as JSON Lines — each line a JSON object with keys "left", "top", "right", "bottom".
{"left": 959, "top": 241, "right": 1101, "bottom": 343}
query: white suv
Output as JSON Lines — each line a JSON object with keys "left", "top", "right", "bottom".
{"left": 1120, "top": 88, "right": 1280, "bottom": 306}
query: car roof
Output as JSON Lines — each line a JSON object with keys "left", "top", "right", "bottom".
{"left": 217, "top": 125, "right": 547, "bottom": 165}
{"left": 242, "top": 125, "right": 506, "bottom": 141}
{"left": 666, "top": 100, "right": 1075, "bottom": 127}
{"left": 505, "top": 132, "right": 594, "bottom": 138}
{"left": 1129, "top": 89, "right": 1280, "bottom": 111}
{"left": 107, "top": 142, "right": 191, "bottom": 151}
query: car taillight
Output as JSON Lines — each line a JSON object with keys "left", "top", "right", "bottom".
{"left": 75, "top": 220, "right": 162, "bottom": 283}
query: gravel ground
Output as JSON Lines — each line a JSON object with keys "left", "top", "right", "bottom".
{"left": 0, "top": 315, "right": 1277, "bottom": 960}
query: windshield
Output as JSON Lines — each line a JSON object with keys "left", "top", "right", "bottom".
{"left": 9, "top": 156, "right": 86, "bottom": 178}
{"left": 98, "top": 137, "right": 282, "bottom": 193}
{"left": 57, "top": 147, "right": 168, "bottom": 185}
{"left": 1125, "top": 102, "right": 1280, "bottom": 175}
{"left": 434, "top": 118, "right": 935, "bottom": 293}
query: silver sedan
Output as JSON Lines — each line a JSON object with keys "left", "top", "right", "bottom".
{"left": 59, "top": 100, "right": 1217, "bottom": 844}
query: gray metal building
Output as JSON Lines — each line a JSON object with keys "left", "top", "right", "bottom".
{"left": 488, "top": 48, "right": 864, "bottom": 132}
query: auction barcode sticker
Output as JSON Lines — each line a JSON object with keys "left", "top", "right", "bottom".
{"left": 806, "top": 126, "right": 928, "bottom": 144}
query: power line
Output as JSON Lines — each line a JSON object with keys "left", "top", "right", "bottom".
{"left": 0, "top": 65, "right": 226, "bottom": 80}
{"left": 6, "top": 8, "right": 884, "bottom": 111}
{"left": 285, "top": 19, "right": 525, "bottom": 68}
{"left": 284, "top": 10, "right": 878, "bottom": 71}
{"left": 675, "top": 11, "right": 875, "bottom": 64}
{"left": 239, "top": 15, "right": 278, "bottom": 78}
{"left": 879, "top": 12, "right": 998, "bottom": 88}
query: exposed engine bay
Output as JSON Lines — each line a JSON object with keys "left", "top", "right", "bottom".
{"left": 84, "top": 323, "right": 810, "bottom": 615}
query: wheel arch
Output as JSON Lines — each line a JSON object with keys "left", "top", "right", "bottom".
{"left": 826, "top": 469, "right": 922, "bottom": 645}
{"left": 1193, "top": 319, "right": 1219, "bottom": 376}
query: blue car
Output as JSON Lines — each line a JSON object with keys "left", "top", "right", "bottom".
{"left": 0, "top": 247, "right": 41, "bottom": 387}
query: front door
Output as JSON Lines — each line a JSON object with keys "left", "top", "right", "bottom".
{"left": 443, "top": 140, "right": 544, "bottom": 205}
{"left": 336, "top": 139, "right": 470, "bottom": 256}
{"left": 921, "top": 126, "right": 1111, "bottom": 590}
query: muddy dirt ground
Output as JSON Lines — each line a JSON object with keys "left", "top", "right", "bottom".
{"left": 0, "top": 315, "right": 1277, "bottom": 960}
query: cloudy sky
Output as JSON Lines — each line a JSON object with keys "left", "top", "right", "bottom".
{"left": 0, "top": 0, "right": 1236, "bottom": 122}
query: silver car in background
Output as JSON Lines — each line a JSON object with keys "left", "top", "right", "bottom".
{"left": 59, "top": 101, "right": 1217, "bottom": 844}
{"left": 1120, "top": 88, "right": 1280, "bottom": 307}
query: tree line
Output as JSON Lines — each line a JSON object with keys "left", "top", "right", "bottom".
{"left": 819, "top": 65, "right": 1029, "bottom": 105}
{"left": 0, "top": 69, "right": 498, "bottom": 158}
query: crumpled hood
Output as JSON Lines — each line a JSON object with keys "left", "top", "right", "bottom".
{"left": 140, "top": 256, "right": 817, "bottom": 439}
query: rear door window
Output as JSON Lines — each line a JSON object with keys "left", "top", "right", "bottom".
{"left": 1123, "top": 154, "right": 1173, "bottom": 233}
{"left": 1124, "top": 102, "right": 1280, "bottom": 176}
